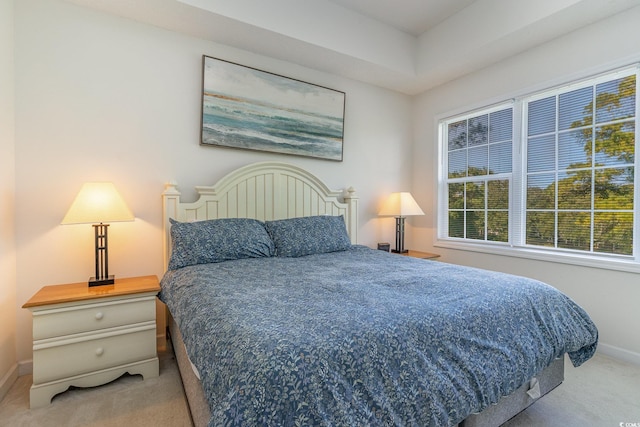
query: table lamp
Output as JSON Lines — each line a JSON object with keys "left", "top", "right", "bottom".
{"left": 61, "top": 182, "right": 134, "bottom": 286}
{"left": 379, "top": 192, "right": 424, "bottom": 253}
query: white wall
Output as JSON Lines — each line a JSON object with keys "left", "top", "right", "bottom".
{"left": 0, "top": 0, "right": 18, "bottom": 400}
{"left": 412, "top": 6, "right": 640, "bottom": 364}
{"left": 13, "top": 0, "right": 412, "bottom": 364}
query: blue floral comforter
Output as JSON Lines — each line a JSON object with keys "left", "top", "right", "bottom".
{"left": 160, "top": 245, "right": 598, "bottom": 427}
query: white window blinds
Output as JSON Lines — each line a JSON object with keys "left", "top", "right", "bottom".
{"left": 445, "top": 105, "right": 513, "bottom": 243}
{"left": 525, "top": 71, "right": 636, "bottom": 255}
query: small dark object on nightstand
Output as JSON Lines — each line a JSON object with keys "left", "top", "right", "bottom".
{"left": 377, "top": 243, "right": 390, "bottom": 252}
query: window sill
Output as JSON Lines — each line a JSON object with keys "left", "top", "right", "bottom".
{"left": 434, "top": 239, "right": 640, "bottom": 274}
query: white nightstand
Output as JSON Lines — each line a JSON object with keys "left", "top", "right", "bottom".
{"left": 22, "top": 275, "right": 160, "bottom": 408}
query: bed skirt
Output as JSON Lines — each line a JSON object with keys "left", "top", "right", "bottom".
{"left": 460, "top": 356, "right": 564, "bottom": 426}
{"left": 169, "top": 316, "right": 210, "bottom": 427}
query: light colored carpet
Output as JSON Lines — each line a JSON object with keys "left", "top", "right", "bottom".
{"left": 504, "top": 353, "right": 640, "bottom": 427}
{"left": 0, "top": 348, "right": 191, "bottom": 427}
{"left": 1, "top": 350, "right": 639, "bottom": 426}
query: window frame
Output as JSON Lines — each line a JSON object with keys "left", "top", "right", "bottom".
{"left": 436, "top": 65, "right": 640, "bottom": 273}
{"left": 440, "top": 102, "right": 515, "bottom": 245}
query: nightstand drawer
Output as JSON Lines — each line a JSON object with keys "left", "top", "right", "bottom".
{"left": 33, "top": 323, "right": 157, "bottom": 384}
{"left": 32, "top": 296, "right": 156, "bottom": 340}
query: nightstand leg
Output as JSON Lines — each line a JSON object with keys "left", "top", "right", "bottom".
{"left": 29, "top": 358, "right": 159, "bottom": 408}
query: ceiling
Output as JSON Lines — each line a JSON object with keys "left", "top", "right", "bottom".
{"left": 327, "top": 0, "right": 477, "bottom": 36}
{"left": 64, "top": 0, "right": 640, "bottom": 94}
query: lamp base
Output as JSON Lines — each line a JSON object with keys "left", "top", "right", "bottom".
{"left": 391, "top": 249, "right": 409, "bottom": 254}
{"left": 88, "top": 275, "right": 115, "bottom": 287}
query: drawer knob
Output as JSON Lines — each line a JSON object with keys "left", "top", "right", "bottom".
{"left": 95, "top": 347, "right": 104, "bottom": 356}
{"left": 95, "top": 312, "right": 104, "bottom": 320}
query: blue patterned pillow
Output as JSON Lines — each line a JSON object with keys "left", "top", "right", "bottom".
{"left": 265, "top": 215, "right": 352, "bottom": 257}
{"left": 168, "top": 218, "right": 275, "bottom": 270}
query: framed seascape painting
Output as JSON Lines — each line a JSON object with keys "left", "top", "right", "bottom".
{"left": 200, "top": 56, "right": 345, "bottom": 161}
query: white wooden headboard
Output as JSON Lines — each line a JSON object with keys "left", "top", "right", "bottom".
{"left": 162, "top": 161, "right": 359, "bottom": 271}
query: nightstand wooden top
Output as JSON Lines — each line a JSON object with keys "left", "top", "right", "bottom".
{"left": 23, "top": 275, "right": 160, "bottom": 308}
{"left": 399, "top": 250, "right": 440, "bottom": 259}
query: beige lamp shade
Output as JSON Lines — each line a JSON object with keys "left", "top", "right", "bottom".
{"left": 379, "top": 192, "right": 424, "bottom": 217}
{"left": 62, "top": 182, "right": 134, "bottom": 224}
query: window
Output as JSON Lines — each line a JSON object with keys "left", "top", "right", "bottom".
{"left": 439, "top": 67, "right": 638, "bottom": 265}
{"left": 446, "top": 106, "right": 513, "bottom": 243}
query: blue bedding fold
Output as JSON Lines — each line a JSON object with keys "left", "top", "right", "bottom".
{"left": 160, "top": 245, "right": 598, "bottom": 427}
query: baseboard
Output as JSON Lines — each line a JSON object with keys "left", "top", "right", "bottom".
{"left": 597, "top": 343, "right": 640, "bottom": 366}
{"left": 18, "top": 359, "right": 32, "bottom": 376}
{"left": 0, "top": 363, "right": 19, "bottom": 402}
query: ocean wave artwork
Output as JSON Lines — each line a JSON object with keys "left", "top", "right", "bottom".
{"left": 201, "top": 56, "right": 345, "bottom": 161}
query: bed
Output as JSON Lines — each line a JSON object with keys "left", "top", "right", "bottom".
{"left": 160, "top": 161, "right": 598, "bottom": 427}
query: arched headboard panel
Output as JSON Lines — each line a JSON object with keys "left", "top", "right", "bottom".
{"left": 162, "top": 162, "right": 359, "bottom": 271}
